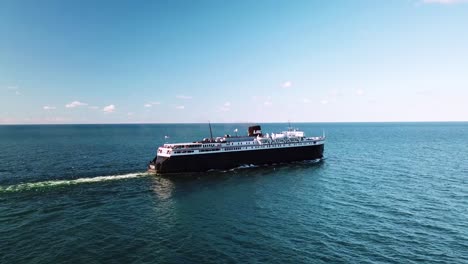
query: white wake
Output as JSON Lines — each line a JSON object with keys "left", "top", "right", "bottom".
{"left": 0, "top": 172, "right": 149, "bottom": 193}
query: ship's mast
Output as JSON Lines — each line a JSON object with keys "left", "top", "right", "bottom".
{"left": 209, "top": 121, "right": 213, "bottom": 142}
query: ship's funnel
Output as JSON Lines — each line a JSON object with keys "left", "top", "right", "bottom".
{"left": 248, "top": 125, "right": 262, "bottom": 137}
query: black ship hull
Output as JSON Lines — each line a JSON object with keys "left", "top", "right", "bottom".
{"left": 149, "top": 144, "right": 324, "bottom": 174}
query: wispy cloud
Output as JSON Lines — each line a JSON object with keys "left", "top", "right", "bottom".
{"left": 88, "top": 106, "right": 99, "bottom": 110}
{"left": 320, "top": 99, "right": 329, "bottom": 105}
{"left": 356, "top": 89, "right": 365, "bottom": 96}
{"left": 0, "top": 117, "right": 16, "bottom": 124}
{"left": 281, "top": 81, "right": 292, "bottom": 88}
{"left": 144, "top": 102, "right": 161, "bottom": 108}
{"left": 103, "top": 104, "right": 115, "bottom": 113}
{"left": 43, "top": 105, "right": 56, "bottom": 110}
{"left": 66, "top": 101, "right": 88, "bottom": 108}
{"left": 302, "top": 98, "right": 311, "bottom": 103}
{"left": 176, "top": 105, "right": 185, "bottom": 110}
{"left": 219, "top": 102, "right": 231, "bottom": 112}
{"left": 44, "top": 117, "right": 69, "bottom": 122}
{"left": 422, "top": 0, "right": 468, "bottom": 4}
{"left": 6, "top": 86, "right": 21, "bottom": 95}
{"left": 252, "top": 96, "right": 273, "bottom": 106}
{"left": 176, "top": 95, "right": 192, "bottom": 100}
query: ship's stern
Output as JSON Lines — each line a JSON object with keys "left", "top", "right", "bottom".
{"left": 147, "top": 161, "right": 157, "bottom": 173}
{"left": 148, "top": 155, "right": 168, "bottom": 174}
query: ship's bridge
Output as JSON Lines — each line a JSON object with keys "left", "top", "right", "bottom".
{"left": 282, "top": 130, "right": 304, "bottom": 138}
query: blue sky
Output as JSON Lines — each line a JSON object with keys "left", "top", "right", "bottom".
{"left": 1, "top": 0, "right": 468, "bottom": 124}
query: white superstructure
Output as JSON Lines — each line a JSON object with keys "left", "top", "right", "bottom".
{"left": 156, "top": 128, "right": 325, "bottom": 158}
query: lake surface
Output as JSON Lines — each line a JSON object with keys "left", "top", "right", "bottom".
{"left": 1, "top": 123, "right": 467, "bottom": 263}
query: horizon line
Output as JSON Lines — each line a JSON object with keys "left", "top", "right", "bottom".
{"left": 1, "top": 120, "right": 468, "bottom": 126}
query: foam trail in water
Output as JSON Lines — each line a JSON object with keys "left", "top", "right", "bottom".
{"left": 0, "top": 172, "right": 149, "bottom": 193}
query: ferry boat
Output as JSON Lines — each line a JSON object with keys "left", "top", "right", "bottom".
{"left": 148, "top": 125, "right": 325, "bottom": 174}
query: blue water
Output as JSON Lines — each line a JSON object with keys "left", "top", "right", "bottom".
{"left": 1, "top": 123, "right": 467, "bottom": 263}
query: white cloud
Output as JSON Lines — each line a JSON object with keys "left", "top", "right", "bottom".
{"left": 176, "top": 95, "right": 192, "bottom": 100}
{"left": 302, "top": 98, "right": 311, "bottom": 103}
{"left": 176, "top": 105, "right": 185, "bottom": 110}
{"left": 218, "top": 102, "right": 231, "bottom": 112}
{"left": 144, "top": 101, "right": 161, "bottom": 108}
{"left": 15, "top": 91, "right": 21, "bottom": 96}
{"left": 218, "top": 101, "right": 231, "bottom": 112}
{"left": 356, "top": 89, "right": 365, "bottom": 96}
{"left": 103, "top": 104, "right": 115, "bottom": 113}
{"left": 253, "top": 96, "right": 274, "bottom": 106}
{"left": 320, "top": 99, "right": 329, "bottom": 105}
{"left": 281, "top": 81, "right": 292, "bottom": 88}
{"left": 66, "top": 101, "right": 88, "bottom": 108}
{"left": 43, "top": 106, "right": 56, "bottom": 110}
{"left": 422, "top": 0, "right": 468, "bottom": 4}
